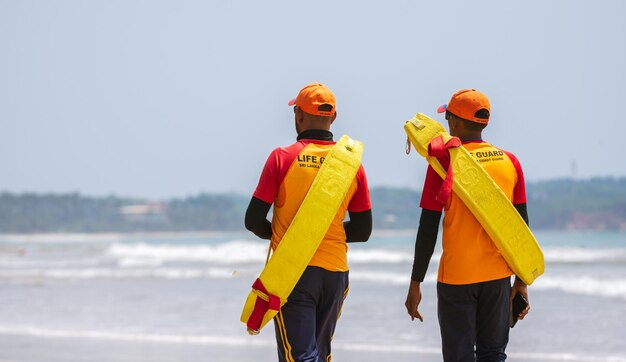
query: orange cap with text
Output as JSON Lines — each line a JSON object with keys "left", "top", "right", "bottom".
{"left": 438, "top": 89, "right": 490, "bottom": 124}
{"left": 288, "top": 83, "right": 336, "bottom": 116}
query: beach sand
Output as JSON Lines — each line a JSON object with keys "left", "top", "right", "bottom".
{"left": 0, "top": 333, "right": 447, "bottom": 362}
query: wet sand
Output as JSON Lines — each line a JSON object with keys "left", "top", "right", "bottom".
{"left": 0, "top": 333, "right": 445, "bottom": 362}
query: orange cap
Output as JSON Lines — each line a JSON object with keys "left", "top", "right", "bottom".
{"left": 287, "top": 83, "right": 336, "bottom": 117}
{"left": 438, "top": 89, "right": 490, "bottom": 124}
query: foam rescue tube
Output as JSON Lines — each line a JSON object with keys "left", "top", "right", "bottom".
{"left": 404, "top": 113, "right": 544, "bottom": 285}
{"left": 241, "top": 135, "right": 364, "bottom": 334}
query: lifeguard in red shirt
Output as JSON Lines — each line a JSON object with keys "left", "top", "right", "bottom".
{"left": 245, "top": 83, "right": 372, "bottom": 362}
{"left": 405, "top": 89, "right": 532, "bottom": 361}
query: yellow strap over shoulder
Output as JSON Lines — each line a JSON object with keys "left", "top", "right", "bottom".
{"left": 404, "top": 113, "right": 544, "bottom": 285}
{"left": 241, "top": 135, "right": 364, "bottom": 334}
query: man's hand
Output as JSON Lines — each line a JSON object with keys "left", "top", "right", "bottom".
{"left": 511, "top": 277, "right": 530, "bottom": 321}
{"left": 405, "top": 280, "right": 424, "bottom": 322}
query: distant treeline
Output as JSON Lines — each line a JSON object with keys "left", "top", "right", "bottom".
{"left": 0, "top": 193, "right": 247, "bottom": 233}
{"left": 0, "top": 177, "right": 625, "bottom": 233}
{"left": 373, "top": 178, "right": 626, "bottom": 231}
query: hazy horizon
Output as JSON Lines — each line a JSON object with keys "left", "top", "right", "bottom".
{"left": 2, "top": 1, "right": 625, "bottom": 198}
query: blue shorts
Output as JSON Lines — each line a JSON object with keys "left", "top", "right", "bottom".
{"left": 274, "top": 266, "right": 349, "bottom": 362}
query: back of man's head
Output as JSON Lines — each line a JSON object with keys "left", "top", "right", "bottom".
{"left": 438, "top": 88, "right": 491, "bottom": 126}
{"left": 288, "top": 83, "right": 336, "bottom": 118}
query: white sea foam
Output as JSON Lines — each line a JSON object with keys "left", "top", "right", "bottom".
{"left": 350, "top": 271, "right": 437, "bottom": 285}
{"left": 117, "top": 257, "right": 164, "bottom": 268}
{"left": 352, "top": 246, "right": 626, "bottom": 265}
{"left": 348, "top": 248, "right": 439, "bottom": 264}
{"left": 0, "top": 267, "right": 238, "bottom": 280}
{"left": 106, "top": 243, "right": 626, "bottom": 266}
{"left": 533, "top": 275, "right": 626, "bottom": 301}
{"left": 357, "top": 246, "right": 626, "bottom": 265}
{"left": 351, "top": 246, "right": 626, "bottom": 265}
{"left": 351, "top": 271, "right": 626, "bottom": 301}
{"left": 107, "top": 241, "right": 268, "bottom": 265}
{"left": 5, "top": 239, "right": 625, "bottom": 269}
{"left": 350, "top": 272, "right": 626, "bottom": 299}
{"left": 0, "top": 326, "right": 623, "bottom": 361}
{"left": 108, "top": 243, "right": 437, "bottom": 266}
{"left": 543, "top": 247, "right": 626, "bottom": 263}
{"left": 0, "top": 233, "right": 127, "bottom": 243}
{"left": 3, "top": 257, "right": 626, "bottom": 303}
{"left": 0, "top": 326, "right": 275, "bottom": 347}
{"left": 3, "top": 266, "right": 626, "bottom": 302}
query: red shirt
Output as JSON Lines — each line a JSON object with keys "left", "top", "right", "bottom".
{"left": 254, "top": 138, "right": 371, "bottom": 272}
{"left": 420, "top": 141, "right": 526, "bottom": 284}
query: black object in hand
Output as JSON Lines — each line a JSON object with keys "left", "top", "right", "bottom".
{"left": 510, "top": 293, "right": 528, "bottom": 328}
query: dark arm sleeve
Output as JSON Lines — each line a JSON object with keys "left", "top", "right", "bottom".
{"left": 244, "top": 197, "right": 272, "bottom": 240}
{"left": 514, "top": 203, "right": 529, "bottom": 226}
{"left": 411, "top": 209, "right": 442, "bottom": 282}
{"left": 343, "top": 209, "right": 372, "bottom": 243}
{"left": 513, "top": 202, "right": 530, "bottom": 284}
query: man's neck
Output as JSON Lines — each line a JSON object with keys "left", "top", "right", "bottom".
{"left": 297, "top": 129, "right": 333, "bottom": 141}
{"left": 458, "top": 131, "right": 483, "bottom": 142}
{"left": 460, "top": 137, "right": 483, "bottom": 142}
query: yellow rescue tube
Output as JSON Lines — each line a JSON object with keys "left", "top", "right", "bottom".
{"left": 404, "top": 113, "right": 544, "bottom": 285}
{"left": 241, "top": 135, "right": 364, "bottom": 334}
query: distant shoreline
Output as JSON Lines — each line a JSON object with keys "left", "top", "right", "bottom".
{"left": 0, "top": 229, "right": 419, "bottom": 242}
{"left": 1, "top": 228, "right": 624, "bottom": 243}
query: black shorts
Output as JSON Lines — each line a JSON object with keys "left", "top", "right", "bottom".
{"left": 437, "top": 277, "right": 512, "bottom": 362}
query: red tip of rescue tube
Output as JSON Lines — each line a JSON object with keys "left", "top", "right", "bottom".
{"left": 437, "top": 104, "right": 447, "bottom": 114}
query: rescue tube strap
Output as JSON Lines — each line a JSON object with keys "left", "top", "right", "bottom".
{"left": 247, "top": 278, "right": 281, "bottom": 332}
{"left": 428, "top": 135, "right": 462, "bottom": 205}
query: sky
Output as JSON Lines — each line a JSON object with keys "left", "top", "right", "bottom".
{"left": 1, "top": 0, "right": 625, "bottom": 199}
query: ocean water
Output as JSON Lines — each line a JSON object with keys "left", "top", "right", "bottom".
{"left": 0, "top": 230, "right": 625, "bottom": 362}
